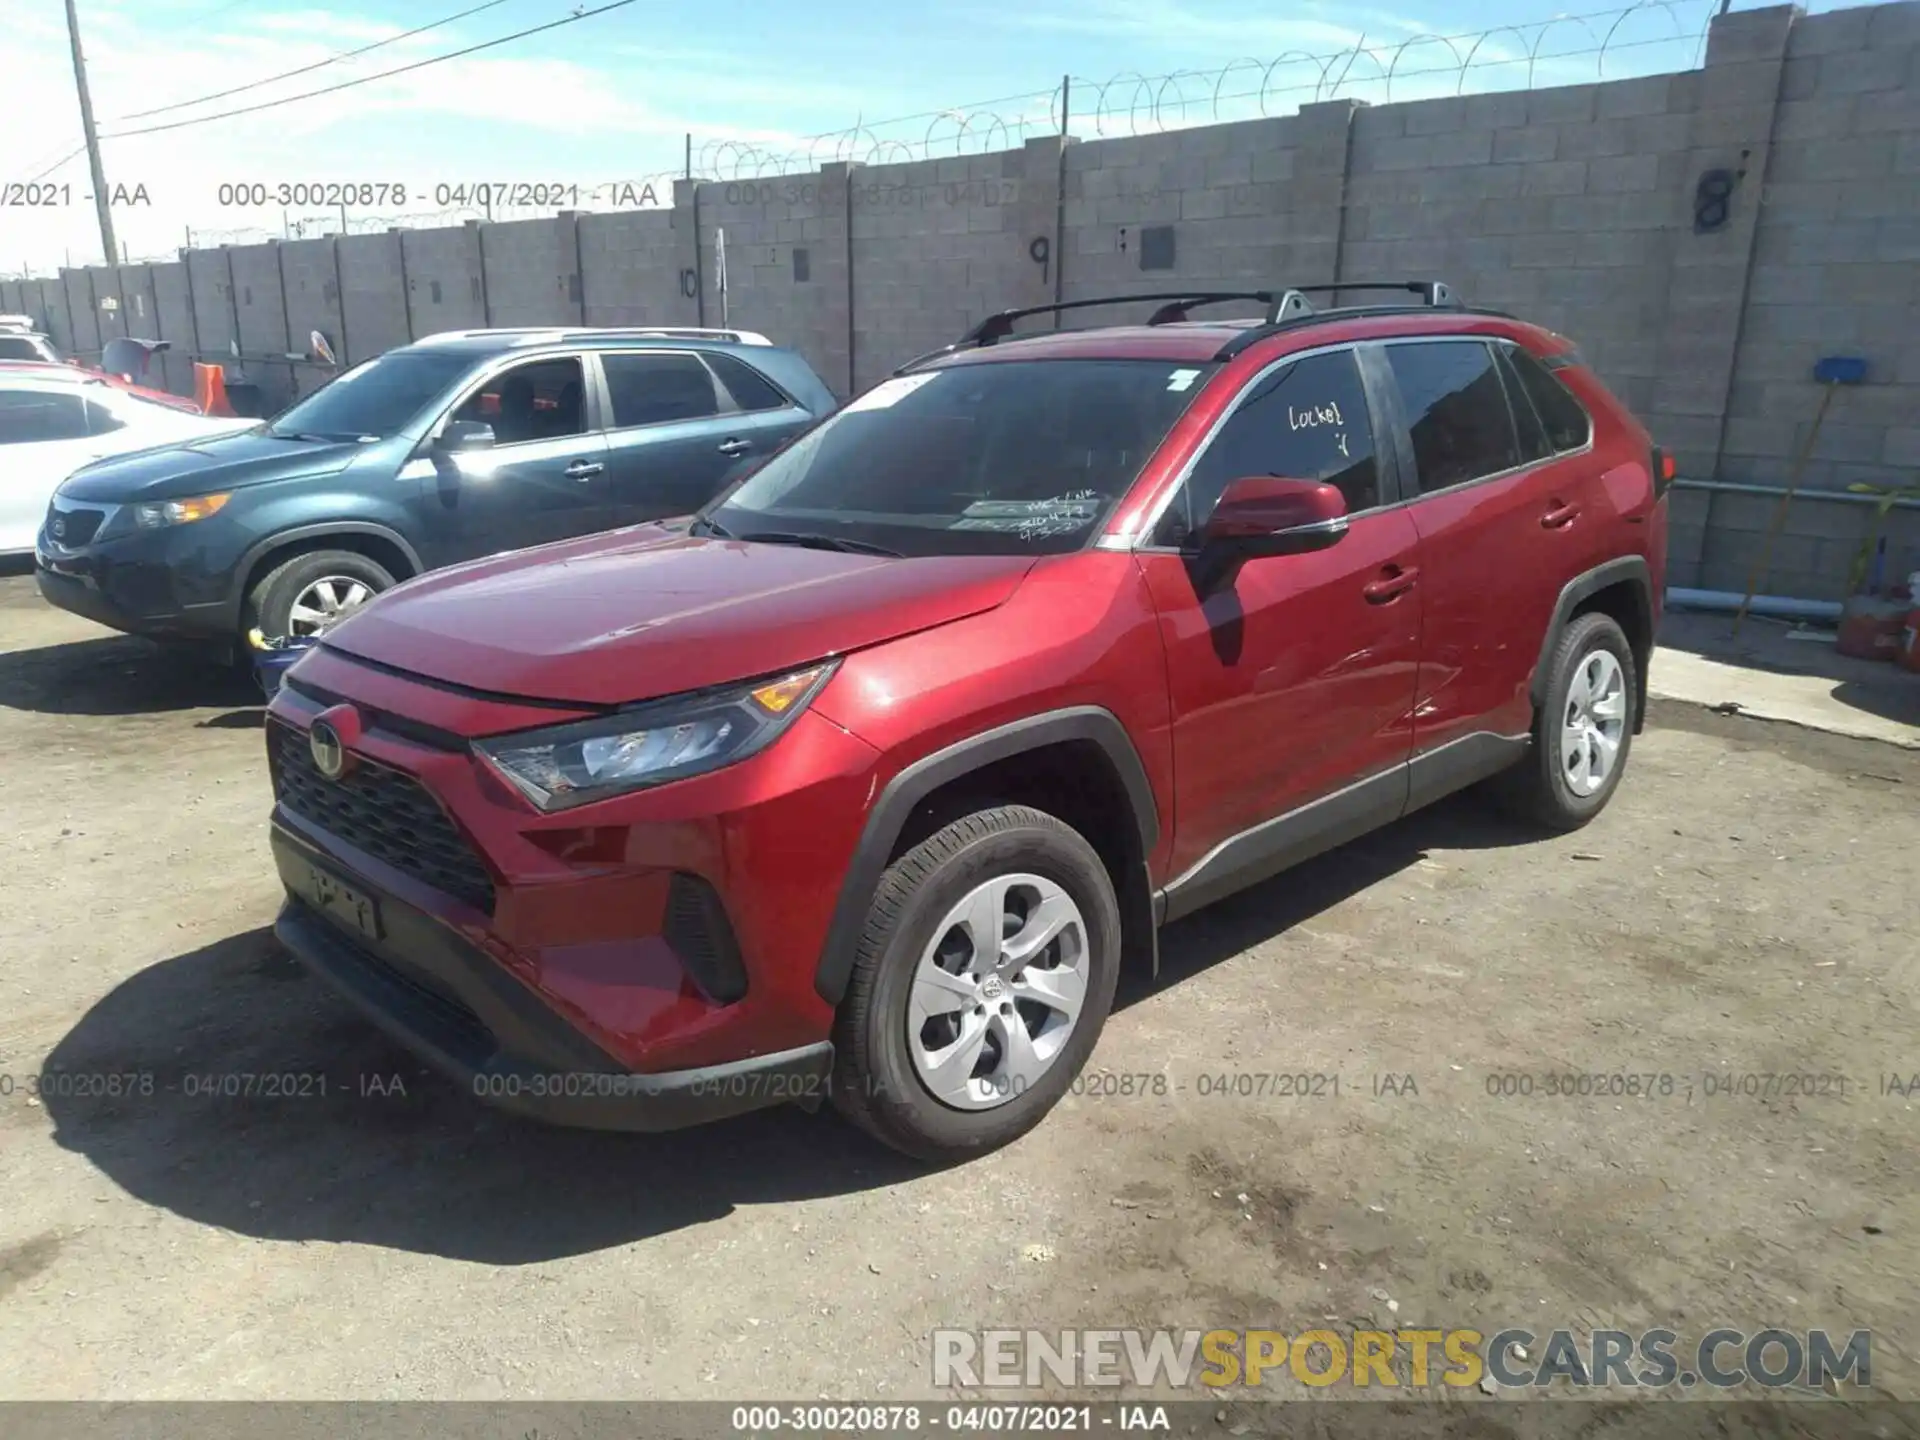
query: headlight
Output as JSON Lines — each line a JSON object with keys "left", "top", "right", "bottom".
{"left": 473, "top": 661, "right": 838, "bottom": 812}
{"left": 134, "top": 493, "right": 230, "bottom": 529}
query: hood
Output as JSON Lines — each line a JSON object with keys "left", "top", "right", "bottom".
{"left": 55, "top": 428, "right": 363, "bottom": 502}
{"left": 321, "top": 525, "right": 1037, "bottom": 707}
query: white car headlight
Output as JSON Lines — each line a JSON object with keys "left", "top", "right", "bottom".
{"left": 473, "top": 661, "right": 838, "bottom": 812}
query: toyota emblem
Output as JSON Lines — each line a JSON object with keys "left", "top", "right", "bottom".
{"left": 51, "top": 516, "right": 66, "bottom": 540}
{"left": 309, "top": 719, "right": 348, "bottom": 780}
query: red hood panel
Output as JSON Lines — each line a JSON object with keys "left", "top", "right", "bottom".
{"left": 321, "top": 525, "right": 1037, "bottom": 707}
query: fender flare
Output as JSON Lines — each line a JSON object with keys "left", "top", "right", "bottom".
{"left": 1530, "top": 555, "right": 1654, "bottom": 727}
{"left": 812, "top": 706, "right": 1160, "bottom": 1006}
{"left": 225, "top": 522, "right": 425, "bottom": 626}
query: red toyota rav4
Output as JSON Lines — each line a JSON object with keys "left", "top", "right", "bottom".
{"left": 265, "top": 282, "right": 1670, "bottom": 1161}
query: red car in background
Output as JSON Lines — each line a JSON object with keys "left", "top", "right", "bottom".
{"left": 0, "top": 323, "right": 202, "bottom": 413}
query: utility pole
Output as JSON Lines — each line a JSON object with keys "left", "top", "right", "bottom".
{"left": 63, "top": 0, "right": 118, "bottom": 269}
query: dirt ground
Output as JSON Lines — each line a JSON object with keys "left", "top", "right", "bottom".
{"left": 1, "top": 568, "right": 1916, "bottom": 1405}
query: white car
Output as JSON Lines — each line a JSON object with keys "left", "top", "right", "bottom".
{"left": 0, "top": 368, "right": 257, "bottom": 557}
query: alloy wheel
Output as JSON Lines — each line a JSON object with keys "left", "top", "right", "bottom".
{"left": 287, "top": 576, "right": 375, "bottom": 637}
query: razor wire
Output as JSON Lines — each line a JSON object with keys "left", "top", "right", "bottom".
{"left": 692, "top": 0, "right": 1715, "bottom": 177}
{"left": 11, "top": 0, "right": 1718, "bottom": 276}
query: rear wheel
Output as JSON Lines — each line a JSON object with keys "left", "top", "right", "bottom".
{"left": 831, "top": 804, "right": 1121, "bottom": 1162}
{"left": 1492, "top": 611, "right": 1637, "bottom": 830}
{"left": 245, "top": 549, "right": 396, "bottom": 643}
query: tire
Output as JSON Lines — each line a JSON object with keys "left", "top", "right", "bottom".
{"left": 1492, "top": 611, "right": 1638, "bottom": 831}
{"left": 831, "top": 804, "right": 1123, "bottom": 1163}
{"left": 245, "top": 549, "right": 396, "bottom": 643}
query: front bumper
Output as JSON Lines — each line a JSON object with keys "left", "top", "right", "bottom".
{"left": 35, "top": 518, "right": 234, "bottom": 642}
{"left": 272, "top": 820, "right": 836, "bottom": 1130}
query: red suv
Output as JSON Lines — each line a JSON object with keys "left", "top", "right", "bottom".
{"left": 264, "top": 282, "right": 1670, "bottom": 1161}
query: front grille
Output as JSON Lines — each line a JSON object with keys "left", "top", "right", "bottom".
{"left": 49, "top": 507, "right": 104, "bottom": 546}
{"left": 268, "top": 721, "right": 497, "bottom": 913}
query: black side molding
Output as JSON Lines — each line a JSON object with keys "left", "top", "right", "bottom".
{"left": 812, "top": 707, "right": 1160, "bottom": 1006}
{"left": 1530, "top": 556, "right": 1654, "bottom": 728}
{"left": 1159, "top": 766, "right": 1407, "bottom": 924}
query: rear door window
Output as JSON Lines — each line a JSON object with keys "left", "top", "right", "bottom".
{"left": 1384, "top": 341, "right": 1522, "bottom": 494}
{"left": 0, "top": 389, "right": 89, "bottom": 443}
{"left": 601, "top": 351, "right": 724, "bottom": 428}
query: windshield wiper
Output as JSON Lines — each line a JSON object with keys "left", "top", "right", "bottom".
{"left": 267, "top": 429, "right": 346, "bottom": 443}
{"left": 691, "top": 515, "right": 732, "bottom": 539}
{"left": 736, "top": 530, "right": 903, "bottom": 558}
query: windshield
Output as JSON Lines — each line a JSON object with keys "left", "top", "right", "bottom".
{"left": 267, "top": 350, "right": 474, "bottom": 441}
{"left": 703, "top": 359, "right": 1216, "bottom": 557}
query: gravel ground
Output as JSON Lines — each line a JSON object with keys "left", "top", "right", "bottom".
{"left": 0, "top": 572, "right": 1915, "bottom": 1403}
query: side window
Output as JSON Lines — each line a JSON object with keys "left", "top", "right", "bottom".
{"left": 85, "top": 396, "right": 126, "bottom": 435}
{"left": 451, "top": 357, "right": 586, "bottom": 444}
{"left": 602, "top": 351, "right": 723, "bottom": 428}
{"left": 0, "top": 389, "right": 89, "bottom": 443}
{"left": 1385, "top": 341, "right": 1520, "bottom": 494}
{"left": 0, "top": 336, "right": 43, "bottom": 362}
{"left": 1505, "top": 345, "right": 1593, "bottom": 453}
{"left": 705, "top": 351, "right": 789, "bottom": 413}
{"left": 1153, "top": 349, "right": 1378, "bottom": 547}
{"left": 1495, "top": 346, "right": 1552, "bottom": 465}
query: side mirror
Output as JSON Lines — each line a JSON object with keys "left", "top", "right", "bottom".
{"left": 1202, "top": 476, "right": 1349, "bottom": 557}
{"left": 437, "top": 419, "right": 496, "bottom": 451}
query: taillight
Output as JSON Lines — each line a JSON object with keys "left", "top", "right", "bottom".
{"left": 1651, "top": 445, "right": 1675, "bottom": 499}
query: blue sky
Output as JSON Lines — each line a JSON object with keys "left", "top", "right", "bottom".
{"left": 4, "top": 0, "right": 1845, "bottom": 272}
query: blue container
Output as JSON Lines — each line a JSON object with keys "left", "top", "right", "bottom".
{"left": 250, "top": 632, "right": 320, "bottom": 698}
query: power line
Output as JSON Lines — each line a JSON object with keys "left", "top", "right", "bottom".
{"left": 101, "top": 0, "right": 640, "bottom": 139}
{"left": 115, "top": 0, "right": 521, "bottom": 121}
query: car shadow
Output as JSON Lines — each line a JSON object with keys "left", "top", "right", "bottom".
{"left": 39, "top": 928, "right": 925, "bottom": 1265}
{"left": 0, "top": 634, "right": 259, "bottom": 717}
{"left": 1123, "top": 789, "right": 1541, "bottom": 1007}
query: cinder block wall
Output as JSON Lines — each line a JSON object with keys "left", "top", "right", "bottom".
{"left": 10, "top": 1, "right": 1919, "bottom": 601}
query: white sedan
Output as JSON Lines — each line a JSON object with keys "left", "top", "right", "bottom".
{"left": 0, "top": 367, "right": 257, "bottom": 557}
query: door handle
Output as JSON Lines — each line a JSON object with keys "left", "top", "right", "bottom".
{"left": 1542, "top": 502, "right": 1580, "bottom": 528}
{"left": 564, "top": 460, "right": 604, "bottom": 480}
{"left": 717, "top": 438, "right": 753, "bottom": 457}
{"left": 1363, "top": 565, "right": 1418, "bottom": 604}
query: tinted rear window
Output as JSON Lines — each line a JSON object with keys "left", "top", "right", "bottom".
{"left": 1507, "top": 345, "right": 1593, "bottom": 453}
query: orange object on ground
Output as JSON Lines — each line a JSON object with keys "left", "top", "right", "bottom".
{"left": 1899, "top": 606, "right": 1920, "bottom": 673}
{"left": 193, "top": 362, "right": 235, "bottom": 417}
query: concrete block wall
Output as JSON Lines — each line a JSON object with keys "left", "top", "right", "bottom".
{"left": 1696, "top": 0, "right": 1920, "bottom": 599}
{"left": 478, "top": 215, "right": 584, "bottom": 328}
{"left": 690, "top": 165, "right": 856, "bottom": 396}
{"left": 337, "top": 233, "right": 412, "bottom": 363}
{"left": 148, "top": 261, "right": 199, "bottom": 396}
{"left": 11, "top": 1, "right": 1918, "bottom": 601}
{"left": 1060, "top": 104, "right": 1351, "bottom": 324}
{"left": 401, "top": 223, "right": 487, "bottom": 337}
{"left": 578, "top": 209, "right": 689, "bottom": 327}
{"left": 277, "top": 239, "right": 348, "bottom": 400}
{"left": 850, "top": 138, "right": 1064, "bottom": 390}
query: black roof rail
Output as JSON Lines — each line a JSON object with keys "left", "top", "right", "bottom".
{"left": 892, "top": 280, "right": 1470, "bottom": 375}
{"left": 890, "top": 290, "right": 1318, "bottom": 377}
{"left": 1211, "top": 280, "right": 1480, "bottom": 360}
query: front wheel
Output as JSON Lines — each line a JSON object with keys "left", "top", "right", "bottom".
{"left": 830, "top": 804, "right": 1122, "bottom": 1162}
{"left": 1492, "top": 611, "right": 1638, "bottom": 831}
{"left": 245, "top": 549, "right": 396, "bottom": 643}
